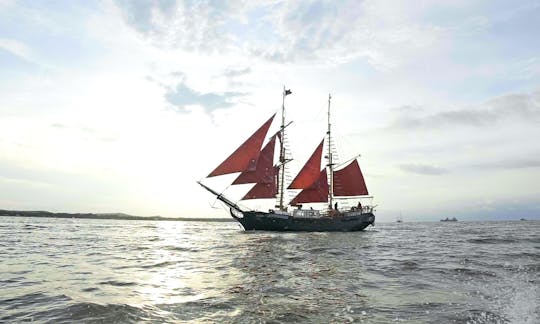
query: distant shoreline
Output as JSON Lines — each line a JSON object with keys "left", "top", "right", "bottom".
{"left": 0, "top": 210, "right": 234, "bottom": 222}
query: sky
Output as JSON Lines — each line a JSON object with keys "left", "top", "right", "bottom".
{"left": 1, "top": 0, "right": 539, "bottom": 222}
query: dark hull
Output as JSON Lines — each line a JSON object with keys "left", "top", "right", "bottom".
{"left": 232, "top": 210, "right": 375, "bottom": 232}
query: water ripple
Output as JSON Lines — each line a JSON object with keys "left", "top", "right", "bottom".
{"left": 0, "top": 216, "right": 538, "bottom": 323}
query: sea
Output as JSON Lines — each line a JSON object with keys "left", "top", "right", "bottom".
{"left": 0, "top": 216, "right": 538, "bottom": 323}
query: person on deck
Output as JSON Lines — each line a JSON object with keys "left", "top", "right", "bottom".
{"left": 334, "top": 202, "right": 338, "bottom": 210}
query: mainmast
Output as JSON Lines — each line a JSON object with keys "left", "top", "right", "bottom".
{"left": 278, "top": 86, "right": 291, "bottom": 210}
{"left": 327, "top": 94, "right": 334, "bottom": 209}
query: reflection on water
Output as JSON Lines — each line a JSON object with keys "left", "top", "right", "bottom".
{"left": 0, "top": 217, "right": 538, "bottom": 323}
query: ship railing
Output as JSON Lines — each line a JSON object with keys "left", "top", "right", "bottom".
{"left": 292, "top": 209, "right": 322, "bottom": 218}
{"left": 336, "top": 205, "right": 375, "bottom": 213}
{"left": 319, "top": 205, "right": 376, "bottom": 217}
{"left": 269, "top": 209, "right": 291, "bottom": 216}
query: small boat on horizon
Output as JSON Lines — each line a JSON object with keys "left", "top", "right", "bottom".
{"left": 440, "top": 217, "right": 458, "bottom": 222}
{"left": 198, "top": 88, "right": 375, "bottom": 232}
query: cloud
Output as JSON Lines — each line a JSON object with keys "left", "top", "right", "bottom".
{"left": 113, "top": 0, "right": 177, "bottom": 35}
{"left": 223, "top": 67, "right": 251, "bottom": 78}
{"left": 0, "top": 38, "right": 34, "bottom": 63}
{"left": 390, "top": 88, "right": 540, "bottom": 129}
{"left": 49, "top": 123, "right": 117, "bottom": 142}
{"left": 164, "top": 82, "right": 245, "bottom": 113}
{"left": 112, "top": 0, "right": 446, "bottom": 69}
{"left": 399, "top": 163, "right": 448, "bottom": 175}
{"left": 114, "top": 0, "right": 239, "bottom": 52}
{"left": 50, "top": 123, "right": 67, "bottom": 129}
{"left": 471, "top": 158, "right": 540, "bottom": 170}
{"left": 214, "top": 67, "right": 252, "bottom": 87}
{"left": 145, "top": 69, "right": 247, "bottom": 114}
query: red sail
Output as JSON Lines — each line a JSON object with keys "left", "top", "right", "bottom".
{"left": 289, "top": 170, "right": 328, "bottom": 205}
{"left": 242, "top": 166, "right": 278, "bottom": 200}
{"left": 333, "top": 159, "right": 369, "bottom": 196}
{"left": 208, "top": 114, "right": 275, "bottom": 177}
{"left": 288, "top": 139, "right": 324, "bottom": 189}
{"left": 242, "top": 181, "right": 277, "bottom": 200}
{"left": 232, "top": 135, "right": 276, "bottom": 184}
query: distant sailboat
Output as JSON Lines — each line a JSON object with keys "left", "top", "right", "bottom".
{"left": 396, "top": 212, "right": 403, "bottom": 223}
{"left": 198, "top": 88, "right": 375, "bottom": 231}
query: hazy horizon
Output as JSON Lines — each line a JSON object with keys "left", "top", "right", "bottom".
{"left": 1, "top": 1, "right": 539, "bottom": 222}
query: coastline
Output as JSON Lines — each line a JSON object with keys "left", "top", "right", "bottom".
{"left": 0, "top": 209, "right": 234, "bottom": 222}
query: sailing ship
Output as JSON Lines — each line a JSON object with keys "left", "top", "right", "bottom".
{"left": 198, "top": 88, "right": 375, "bottom": 231}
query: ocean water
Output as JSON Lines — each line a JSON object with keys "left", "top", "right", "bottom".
{"left": 0, "top": 216, "right": 538, "bottom": 323}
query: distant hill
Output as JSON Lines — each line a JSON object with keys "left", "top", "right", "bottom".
{"left": 0, "top": 209, "right": 233, "bottom": 222}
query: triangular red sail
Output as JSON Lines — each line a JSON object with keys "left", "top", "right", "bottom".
{"left": 233, "top": 135, "right": 276, "bottom": 184}
{"left": 208, "top": 114, "right": 275, "bottom": 177}
{"left": 289, "top": 170, "right": 328, "bottom": 205}
{"left": 288, "top": 139, "right": 324, "bottom": 189}
{"left": 242, "top": 166, "right": 278, "bottom": 200}
{"left": 242, "top": 180, "right": 277, "bottom": 200}
{"left": 333, "top": 159, "right": 369, "bottom": 196}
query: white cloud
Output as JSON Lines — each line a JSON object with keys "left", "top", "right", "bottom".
{"left": 399, "top": 163, "right": 448, "bottom": 175}
{"left": 0, "top": 38, "right": 33, "bottom": 62}
{"left": 388, "top": 88, "right": 540, "bottom": 130}
{"left": 111, "top": 0, "right": 448, "bottom": 70}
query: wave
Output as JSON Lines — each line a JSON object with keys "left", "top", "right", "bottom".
{"left": 23, "top": 224, "right": 48, "bottom": 229}
{"left": 399, "top": 260, "right": 420, "bottom": 270}
{"left": 467, "top": 238, "right": 518, "bottom": 244}
{"left": 457, "top": 309, "right": 509, "bottom": 324}
{"left": 140, "top": 260, "right": 177, "bottom": 269}
{"left": 98, "top": 280, "right": 137, "bottom": 287}
{"left": 453, "top": 267, "right": 497, "bottom": 277}
{"left": 165, "top": 245, "right": 200, "bottom": 252}
{"left": 468, "top": 236, "right": 540, "bottom": 244}
{"left": 12, "top": 301, "right": 167, "bottom": 323}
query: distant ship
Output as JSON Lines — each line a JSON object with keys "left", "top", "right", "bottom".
{"left": 440, "top": 217, "right": 458, "bottom": 222}
{"left": 396, "top": 211, "right": 403, "bottom": 223}
{"left": 198, "top": 88, "right": 375, "bottom": 231}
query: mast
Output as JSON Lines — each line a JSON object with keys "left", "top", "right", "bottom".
{"left": 278, "top": 86, "right": 287, "bottom": 210}
{"left": 327, "top": 94, "right": 334, "bottom": 209}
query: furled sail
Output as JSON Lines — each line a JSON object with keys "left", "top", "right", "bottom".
{"left": 333, "top": 159, "right": 369, "bottom": 196}
{"left": 208, "top": 114, "right": 275, "bottom": 177}
{"left": 288, "top": 139, "right": 324, "bottom": 189}
{"left": 233, "top": 135, "right": 277, "bottom": 185}
{"left": 289, "top": 170, "right": 328, "bottom": 205}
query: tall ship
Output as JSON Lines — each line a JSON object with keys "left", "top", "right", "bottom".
{"left": 198, "top": 88, "right": 375, "bottom": 231}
